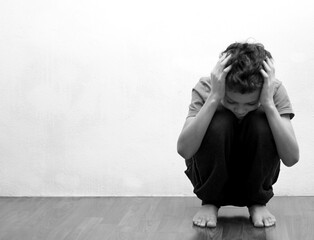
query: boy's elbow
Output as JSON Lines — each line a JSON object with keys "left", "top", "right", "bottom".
{"left": 177, "top": 144, "right": 187, "bottom": 159}
{"left": 285, "top": 159, "right": 299, "bottom": 167}
{"left": 283, "top": 154, "right": 300, "bottom": 167}
{"left": 177, "top": 141, "right": 192, "bottom": 160}
{"left": 290, "top": 150, "right": 300, "bottom": 166}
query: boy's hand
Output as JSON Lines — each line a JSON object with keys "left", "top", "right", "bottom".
{"left": 209, "top": 53, "right": 232, "bottom": 101}
{"left": 260, "top": 57, "right": 276, "bottom": 107}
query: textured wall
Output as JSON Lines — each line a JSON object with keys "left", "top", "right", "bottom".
{"left": 0, "top": 0, "right": 313, "bottom": 196}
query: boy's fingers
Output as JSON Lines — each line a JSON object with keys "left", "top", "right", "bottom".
{"left": 220, "top": 65, "right": 232, "bottom": 80}
{"left": 220, "top": 54, "right": 232, "bottom": 66}
{"left": 219, "top": 52, "right": 227, "bottom": 60}
{"left": 263, "top": 60, "right": 271, "bottom": 72}
{"left": 266, "top": 56, "right": 274, "bottom": 63}
{"left": 260, "top": 69, "right": 269, "bottom": 79}
{"left": 266, "top": 57, "right": 274, "bottom": 67}
{"left": 222, "top": 65, "right": 232, "bottom": 75}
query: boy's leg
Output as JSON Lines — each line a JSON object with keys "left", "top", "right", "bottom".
{"left": 239, "top": 108, "right": 280, "bottom": 227}
{"left": 184, "top": 104, "right": 238, "bottom": 227}
{"left": 185, "top": 104, "right": 237, "bottom": 206}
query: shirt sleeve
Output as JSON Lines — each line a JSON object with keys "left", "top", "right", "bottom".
{"left": 187, "top": 77, "right": 211, "bottom": 118}
{"left": 273, "top": 80, "right": 295, "bottom": 119}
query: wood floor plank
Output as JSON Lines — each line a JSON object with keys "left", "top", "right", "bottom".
{"left": 0, "top": 196, "right": 313, "bottom": 240}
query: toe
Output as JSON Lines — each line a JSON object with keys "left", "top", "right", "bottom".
{"left": 264, "top": 217, "right": 275, "bottom": 227}
{"left": 255, "top": 221, "right": 264, "bottom": 228}
{"left": 263, "top": 218, "right": 271, "bottom": 227}
{"left": 206, "top": 219, "right": 217, "bottom": 228}
{"left": 266, "top": 217, "right": 276, "bottom": 227}
{"left": 193, "top": 217, "right": 201, "bottom": 226}
{"left": 254, "top": 219, "right": 264, "bottom": 228}
{"left": 199, "top": 219, "right": 207, "bottom": 227}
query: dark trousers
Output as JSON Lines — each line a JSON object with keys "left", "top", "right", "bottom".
{"left": 185, "top": 104, "right": 280, "bottom": 207}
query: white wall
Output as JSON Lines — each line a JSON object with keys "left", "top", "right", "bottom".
{"left": 0, "top": 0, "right": 313, "bottom": 196}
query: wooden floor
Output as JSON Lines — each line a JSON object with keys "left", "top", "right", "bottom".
{"left": 0, "top": 196, "right": 313, "bottom": 240}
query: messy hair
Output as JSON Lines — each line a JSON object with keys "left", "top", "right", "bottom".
{"left": 222, "top": 42, "right": 272, "bottom": 93}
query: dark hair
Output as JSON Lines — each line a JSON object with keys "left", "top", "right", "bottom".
{"left": 222, "top": 42, "right": 272, "bottom": 93}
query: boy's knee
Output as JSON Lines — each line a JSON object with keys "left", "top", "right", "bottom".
{"left": 246, "top": 110, "right": 272, "bottom": 138}
{"left": 205, "top": 107, "right": 236, "bottom": 140}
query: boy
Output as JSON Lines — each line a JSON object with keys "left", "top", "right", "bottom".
{"left": 177, "top": 42, "right": 299, "bottom": 228}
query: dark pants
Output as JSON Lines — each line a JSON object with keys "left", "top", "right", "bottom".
{"left": 185, "top": 104, "right": 280, "bottom": 207}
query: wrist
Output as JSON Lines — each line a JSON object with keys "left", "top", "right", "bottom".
{"left": 262, "top": 100, "right": 276, "bottom": 111}
{"left": 204, "top": 93, "right": 221, "bottom": 109}
{"left": 208, "top": 92, "right": 223, "bottom": 103}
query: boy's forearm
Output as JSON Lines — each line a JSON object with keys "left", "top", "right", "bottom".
{"left": 177, "top": 94, "right": 220, "bottom": 159}
{"left": 263, "top": 103, "right": 299, "bottom": 167}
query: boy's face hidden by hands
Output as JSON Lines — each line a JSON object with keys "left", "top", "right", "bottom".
{"left": 221, "top": 90, "right": 260, "bottom": 119}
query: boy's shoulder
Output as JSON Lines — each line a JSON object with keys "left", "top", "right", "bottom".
{"left": 273, "top": 79, "right": 287, "bottom": 96}
{"left": 192, "top": 77, "right": 212, "bottom": 101}
{"left": 273, "top": 78, "right": 282, "bottom": 88}
{"left": 195, "top": 77, "right": 211, "bottom": 92}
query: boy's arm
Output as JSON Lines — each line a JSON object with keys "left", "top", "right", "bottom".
{"left": 177, "top": 53, "right": 232, "bottom": 159}
{"left": 177, "top": 94, "right": 220, "bottom": 160}
{"left": 260, "top": 58, "right": 299, "bottom": 167}
{"left": 263, "top": 105, "right": 299, "bottom": 166}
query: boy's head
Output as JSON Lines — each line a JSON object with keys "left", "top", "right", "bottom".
{"left": 221, "top": 42, "right": 272, "bottom": 94}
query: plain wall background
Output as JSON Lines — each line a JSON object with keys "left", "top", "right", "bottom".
{"left": 0, "top": 0, "right": 313, "bottom": 196}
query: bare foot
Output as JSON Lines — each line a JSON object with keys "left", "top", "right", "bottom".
{"left": 248, "top": 205, "right": 276, "bottom": 227}
{"left": 193, "top": 204, "right": 218, "bottom": 228}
